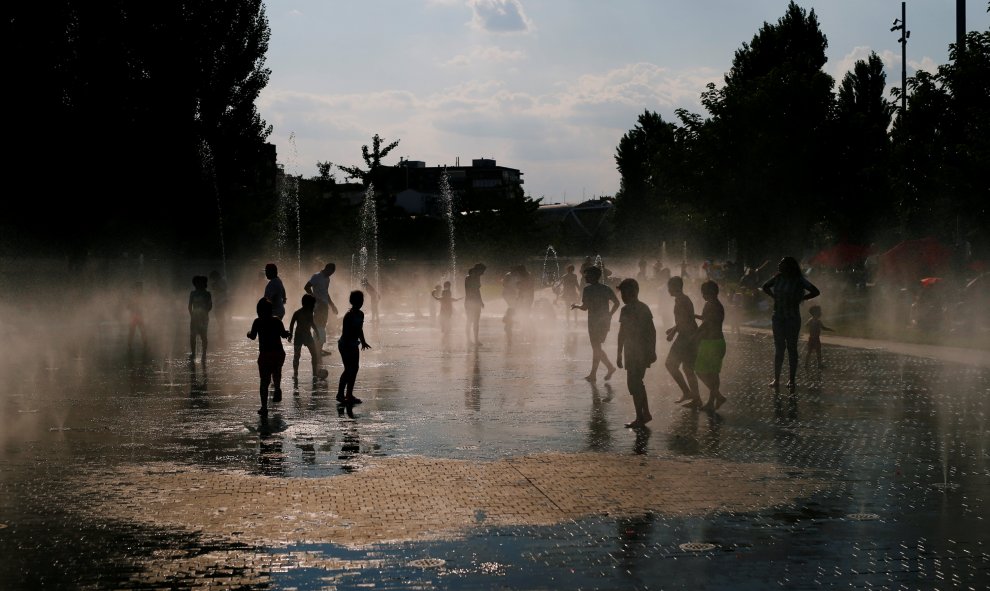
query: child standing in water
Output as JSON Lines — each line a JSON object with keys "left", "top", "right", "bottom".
{"left": 695, "top": 281, "right": 727, "bottom": 412}
{"left": 571, "top": 266, "right": 620, "bottom": 382}
{"left": 616, "top": 278, "right": 657, "bottom": 428}
{"left": 360, "top": 278, "right": 380, "bottom": 323}
{"left": 188, "top": 275, "right": 213, "bottom": 360}
{"left": 247, "top": 298, "right": 289, "bottom": 415}
{"left": 556, "top": 264, "right": 580, "bottom": 325}
{"left": 288, "top": 294, "right": 322, "bottom": 381}
{"left": 665, "top": 275, "right": 702, "bottom": 407}
{"left": 338, "top": 290, "right": 372, "bottom": 405}
{"left": 804, "top": 305, "right": 833, "bottom": 370}
{"left": 432, "top": 281, "right": 460, "bottom": 335}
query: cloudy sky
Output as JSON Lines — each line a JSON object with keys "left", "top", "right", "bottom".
{"left": 258, "top": 0, "right": 988, "bottom": 203}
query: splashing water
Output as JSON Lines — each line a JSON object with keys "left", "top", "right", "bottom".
{"left": 439, "top": 169, "right": 457, "bottom": 291}
{"left": 542, "top": 245, "right": 560, "bottom": 288}
{"left": 199, "top": 139, "right": 227, "bottom": 279}
{"left": 360, "top": 184, "right": 379, "bottom": 289}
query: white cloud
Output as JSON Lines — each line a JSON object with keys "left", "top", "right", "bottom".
{"left": 468, "top": 0, "right": 533, "bottom": 34}
{"left": 831, "top": 45, "right": 875, "bottom": 81}
{"left": 443, "top": 45, "right": 525, "bottom": 67}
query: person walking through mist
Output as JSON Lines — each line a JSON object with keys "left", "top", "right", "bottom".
{"left": 264, "top": 263, "right": 288, "bottom": 320}
{"left": 464, "top": 263, "right": 486, "bottom": 346}
{"left": 572, "top": 266, "right": 619, "bottom": 382}
{"left": 304, "top": 262, "right": 338, "bottom": 354}
{"left": 762, "top": 256, "right": 820, "bottom": 392}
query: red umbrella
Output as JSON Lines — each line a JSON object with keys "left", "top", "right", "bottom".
{"left": 878, "top": 237, "right": 952, "bottom": 282}
{"left": 809, "top": 243, "right": 871, "bottom": 268}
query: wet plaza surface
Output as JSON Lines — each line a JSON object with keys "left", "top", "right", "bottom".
{"left": 1, "top": 311, "right": 988, "bottom": 589}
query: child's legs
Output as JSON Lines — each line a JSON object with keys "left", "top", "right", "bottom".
{"left": 306, "top": 339, "right": 320, "bottom": 374}
{"left": 337, "top": 344, "right": 359, "bottom": 398}
{"left": 292, "top": 340, "right": 303, "bottom": 373}
{"left": 783, "top": 319, "right": 800, "bottom": 381}
{"left": 271, "top": 352, "right": 285, "bottom": 393}
{"left": 626, "top": 364, "right": 649, "bottom": 419}
{"left": 772, "top": 317, "right": 786, "bottom": 379}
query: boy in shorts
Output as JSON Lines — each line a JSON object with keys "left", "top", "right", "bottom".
{"left": 571, "top": 266, "right": 620, "bottom": 381}
{"left": 695, "top": 281, "right": 727, "bottom": 412}
{"left": 247, "top": 298, "right": 289, "bottom": 415}
{"left": 616, "top": 278, "right": 657, "bottom": 428}
{"left": 665, "top": 276, "right": 702, "bottom": 407}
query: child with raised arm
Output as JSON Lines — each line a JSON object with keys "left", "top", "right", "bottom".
{"left": 288, "top": 294, "right": 322, "bottom": 381}
{"left": 432, "top": 281, "right": 461, "bottom": 335}
{"left": 616, "top": 278, "right": 657, "bottom": 428}
{"left": 188, "top": 275, "right": 213, "bottom": 361}
{"left": 804, "top": 305, "right": 833, "bottom": 370}
{"left": 695, "top": 281, "right": 727, "bottom": 412}
{"left": 337, "top": 290, "right": 372, "bottom": 405}
{"left": 247, "top": 297, "right": 289, "bottom": 415}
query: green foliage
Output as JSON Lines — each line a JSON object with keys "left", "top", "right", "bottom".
{"left": 337, "top": 134, "right": 400, "bottom": 186}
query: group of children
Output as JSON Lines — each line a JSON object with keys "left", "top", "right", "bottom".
{"left": 189, "top": 257, "right": 830, "bottom": 421}
{"left": 185, "top": 264, "right": 372, "bottom": 417}
{"left": 574, "top": 261, "right": 829, "bottom": 429}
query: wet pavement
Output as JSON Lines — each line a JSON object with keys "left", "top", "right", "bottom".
{"left": 1, "top": 311, "right": 988, "bottom": 589}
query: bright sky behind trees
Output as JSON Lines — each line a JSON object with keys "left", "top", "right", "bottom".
{"left": 258, "top": 0, "right": 989, "bottom": 203}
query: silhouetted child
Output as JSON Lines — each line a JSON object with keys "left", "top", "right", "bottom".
{"left": 616, "top": 278, "right": 657, "bottom": 428}
{"left": 695, "top": 281, "right": 727, "bottom": 412}
{"left": 188, "top": 276, "right": 213, "bottom": 360}
{"left": 247, "top": 297, "right": 289, "bottom": 415}
{"left": 337, "top": 290, "right": 371, "bottom": 405}
{"left": 571, "top": 266, "right": 619, "bottom": 382}
{"left": 432, "top": 281, "right": 460, "bottom": 334}
{"left": 264, "top": 263, "right": 287, "bottom": 320}
{"left": 665, "top": 276, "right": 702, "bottom": 407}
{"left": 288, "top": 294, "right": 322, "bottom": 381}
{"left": 126, "top": 281, "right": 148, "bottom": 352}
{"left": 804, "top": 305, "right": 833, "bottom": 370}
{"left": 360, "top": 278, "right": 380, "bottom": 323}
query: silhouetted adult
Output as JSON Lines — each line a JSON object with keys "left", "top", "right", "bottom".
{"left": 305, "top": 263, "right": 338, "bottom": 353}
{"left": 464, "top": 263, "right": 486, "bottom": 346}
{"left": 762, "top": 256, "right": 820, "bottom": 391}
{"left": 264, "top": 263, "right": 287, "bottom": 320}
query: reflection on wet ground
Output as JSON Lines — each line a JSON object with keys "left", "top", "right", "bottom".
{"left": 1, "top": 314, "right": 988, "bottom": 589}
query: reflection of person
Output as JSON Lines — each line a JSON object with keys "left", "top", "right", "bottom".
{"left": 126, "top": 281, "right": 148, "bottom": 352}
{"left": 337, "top": 290, "right": 371, "bottom": 405}
{"left": 263, "top": 263, "right": 287, "bottom": 319}
{"left": 188, "top": 275, "right": 212, "bottom": 360}
{"left": 762, "top": 256, "right": 820, "bottom": 391}
{"left": 616, "top": 278, "right": 657, "bottom": 428}
{"left": 288, "top": 294, "right": 321, "bottom": 380}
{"left": 804, "top": 305, "right": 833, "bottom": 370}
{"left": 694, "top": 281, "right": 727, "bottom": 412}
{"left": 572, "top": 266, "right": 619, "bottom": 382}
{"left": 664, "top": 276, "right": 701, "bottom": 407}
{"left": 247, "top": 298, "right": 289, "bottom": 415}
{"left": 305, "top": 263, "right": 338, "bottom": 354}
{"left": 464, "top": 263, "right": 486, "bottom": 346}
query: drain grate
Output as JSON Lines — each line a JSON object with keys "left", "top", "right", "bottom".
{"left": 846, "top": 513, "right": 880, "bottom": 521}
{"left": 407, "top": 558, "right": 446, "bottom": 568}
{"left": 679, "top": 542, "right": 716, "bottom": 552}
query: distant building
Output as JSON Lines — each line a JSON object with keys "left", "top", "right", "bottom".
{"left": 386, "top": 157, "right": 525, "bottom": 215}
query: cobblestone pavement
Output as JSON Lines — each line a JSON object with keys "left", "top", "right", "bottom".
{"left": 0, "top": 312, "right": 988, "bottom": 589}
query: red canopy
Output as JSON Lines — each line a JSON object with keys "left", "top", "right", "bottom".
{"left": 809, "top": 243, "right": 871, "bottom": 268}
{"left": 877, "top": 237, "right": 952, "bottom": 282}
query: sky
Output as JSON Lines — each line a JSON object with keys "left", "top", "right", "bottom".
{"left": 258, "top": 0, "right": 989, "bottom": 204}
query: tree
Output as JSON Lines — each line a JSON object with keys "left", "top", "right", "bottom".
{"left": 700, "top": 1, "right": 834, "bottom": 261}
{"left": 337, "top": 134, "right": 400, "bottom": 186}
{"left": 832, "top": 52, "right": 895, "bottom": 242}
{"left": 4, "top": 1, "right": 273, "bottom": 258}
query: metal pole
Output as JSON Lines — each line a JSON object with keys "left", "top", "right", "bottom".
{"left": 957, "top": 0, "right": 966, "bottom": 52}
{"left": 901, "top": 2, "right": 907, "bottom": 115}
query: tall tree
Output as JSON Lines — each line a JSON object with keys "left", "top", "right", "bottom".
{"left": 833, "top": 52, "right": 895, "bottom": 242}
{"left": 700, "top": 1, "right": 834, "bottom": 260}
{"left": 4, "top": 1, "right": 272, "bottom": 258}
